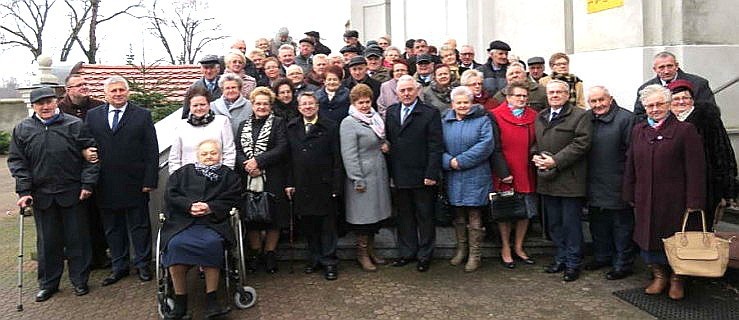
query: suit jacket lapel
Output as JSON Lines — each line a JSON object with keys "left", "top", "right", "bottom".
{"left": 112, "top": 105, "right": 133, "bottom": 134}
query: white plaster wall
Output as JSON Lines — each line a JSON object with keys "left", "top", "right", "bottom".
{"left": 570, "top": 48, "right": 646, "bottom": 111}
{"left": 572, "top": 0, "right": 644, "bottom": 51}
{"left": 683, "top": 0, "right": 739, "bottom": 45}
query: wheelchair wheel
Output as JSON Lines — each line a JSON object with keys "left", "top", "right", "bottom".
{"left": 233, "top": 286, "right": 257, "bottom": 309}
{"left": 157, "top": 295, "right": 175, "bottom": 319}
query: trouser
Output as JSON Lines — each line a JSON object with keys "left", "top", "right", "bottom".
{"left": 83, "top": 195, "right": 109, "bottom": 266}
{"left": 300, "top": 214, "right": 339, "bottom": 267}
{"left": 541, "top": 195, "right": 584, "bottom": 269}
{"left": 101, "top": 202, "right": 152, "bottom": 273}
{"left": 395, "top": 187, "right": 436, "bottom": 260}
{"left": 34, "top": 200, "right": 91, "bottom": 290}
{"left": 588, "top": 206, "right": 636, "bottom": 271}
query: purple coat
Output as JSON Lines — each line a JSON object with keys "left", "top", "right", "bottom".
{"left": 623, "top": 115, "right": 706, "bottom": 251}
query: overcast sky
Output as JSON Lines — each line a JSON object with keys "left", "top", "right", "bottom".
{"left": 2, "top": 0, "right": 350, "bottom": 85}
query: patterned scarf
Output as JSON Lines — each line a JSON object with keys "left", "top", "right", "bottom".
{"left": 551, "top": 72, "right": 582, "bottom": 106}
{"left": 194, "top": 162, "right": 222, "bottom": 182}
{"left": 348, "top": 104, "right": 385, "bottom": 140}
{"left": 187, "top": 110, "right": 215, "bottom": 126}
{"left": 240, "top": 114, "right": 274, "bottom": 191}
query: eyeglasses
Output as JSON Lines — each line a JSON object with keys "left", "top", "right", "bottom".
{"left": 469, "top": 82, "right": 483, "bottom": 86}
{"left": 508, "top": 94, "right": 528, "bottom": 98}
{"left": 552, "top": 62, "right": 568, "bottom": 66}
{"left": 460, "top": 52, "right": 474, "bottom": 56}
{"left": 644, "top": 102, "right": 668, "bottom": 109}
{"left": 672, "top": 96, "right": 692, "bottom": 102}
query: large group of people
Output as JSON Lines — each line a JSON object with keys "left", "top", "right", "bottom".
{"left": 7, "top": 27, "right": 738, "bottom": 319}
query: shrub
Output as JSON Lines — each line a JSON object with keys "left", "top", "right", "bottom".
{"left": 0, "top": 131, "right": 10, "bottom": 154}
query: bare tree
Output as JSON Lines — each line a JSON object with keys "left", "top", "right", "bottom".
{"left": 148, "top": 0, "right": 226, "bottom": 64}
{"left": 67, "top": 0, "right": 141, "bottom": 63}
{"left": 0, "top": 0, "right": 55, "bottom": 61}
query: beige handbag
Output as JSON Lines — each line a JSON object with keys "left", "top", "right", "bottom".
{"left": 662, "top": 209, "right": 733, "bottom": 277}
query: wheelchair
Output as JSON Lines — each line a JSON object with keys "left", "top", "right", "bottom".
{"left": 155, "top": 208, "right": 257, "bottom": 319}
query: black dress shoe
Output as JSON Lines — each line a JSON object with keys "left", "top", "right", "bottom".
{"left": 73, "top": 285, "right": 89, "bottom": 296}
{"left": 605, "top": 269, "right": 633, "bottom": 280}
{"left": 35, "top": 288, "right": 58, "bottom": 302}
{"left": 264, "top": 251, "right": 278, "bottom": 274}
{"left": 324, "top": 265, "right": 338, "bottom": 280}
{"left": 101, "top": 270, "right": 129, "bottom": 286}
{"left": 583, "top": 260, "right": 610, "bottom": 271}
{"left": 203, "top": 304, "right": 230, "bottom": 320}
{"left": 501, "top": 259, "right": 516, "bottom": 269}
{"left": 563, "top": 268, "right": 580, "bottom": 282}
{"left": 138, "top": 267, "right": 152, "bottom": 282}
{"left": 304, "top": 263, "right": 321, "bottom": 274}
{"left": 391, "top": 258, "right": 416, "bottom": 267}
{"left": 544, "top": 262, "right": 565, "bottom": 273}
{"left": 514, "top": 254, "right": 535, "bottom": 265}
{"left": 416, "top": 259, "right": 431, "bottom": 272}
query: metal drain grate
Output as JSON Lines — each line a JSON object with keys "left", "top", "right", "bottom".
{"left": 613, "top": 279, "right": 739, "bottom": 320}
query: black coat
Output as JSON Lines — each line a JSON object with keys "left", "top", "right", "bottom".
{"left": 86, "top": 103, "right": 159, "bottom": 209}
{"left": 587, "top": 103, "right": 634, "bottom": 209}
{"left": 633, "top": 69, "right": 718, "bottom": 119}
{"left": 235, "top": 115, "right": 290, "bottom": 228}
{"left": 385, "top": 99, "right": 444, "bottom": 188}
{"left": 342, "top": 76, "right": 381, "bottom": 110}
{"left": 476, "top": 59, "right": 508, "bottom": 96}
{"left": 285, "top": 116, "right": 343, "bottom": 216}
{"left": 162, "top": 164, "right": 242, "bottom": 247}
{"left": 316, "top": 87, "right": 351, "bottom": 123}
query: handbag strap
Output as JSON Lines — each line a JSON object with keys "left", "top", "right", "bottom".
{"left": 712, "top": 201, "right": 726, "bottom": 229}
{"left": 680, "top": 209, "right": 708, "bottom": 233}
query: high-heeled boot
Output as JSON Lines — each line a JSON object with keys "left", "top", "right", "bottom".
{"left": 450, "top": 222, "right": 468, "bottom": 266}
{"left": 356, "top": 234, "right": 377, "bottom": 272}
{"left": 644, "top": 264, "right": 668, "bottom": 295}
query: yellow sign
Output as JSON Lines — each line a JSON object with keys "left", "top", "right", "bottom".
{"left": 587, "top": 0, "right": 624, "bottom": 13}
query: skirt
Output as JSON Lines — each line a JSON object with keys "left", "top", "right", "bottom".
{"left": 162, "top": 224, "right": 224, "bottom": 268}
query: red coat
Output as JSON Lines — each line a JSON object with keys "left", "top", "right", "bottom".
{"left": 491, "top": 102, "right": 537, "bottom": 193}
{"left": 474, "top": 92, "right": 500, "bottom": 114}
{"left": 623, "top": 115, "right": 706, "bottom": 251}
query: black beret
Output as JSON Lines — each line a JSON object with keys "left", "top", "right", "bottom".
{"left": 346, "top": 56, "right": 368, "bottom": 68}
{"left": 343, "top": 30, "right": 359, "bottom": 38}
{"left": 339, "top": 45, "right": 362, "bottom": 54}
{"left": 487, "top": 40, "right": 511, "bottom": 51}
{"left": 416, "top": 54, "right": 433, "bottom": 64}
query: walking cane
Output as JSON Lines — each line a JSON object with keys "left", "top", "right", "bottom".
{"left": 17, "top": 201, "right": 32, "bottom": 312}
{"left": 288, "top": 198, "right": 295, "bottom": 274}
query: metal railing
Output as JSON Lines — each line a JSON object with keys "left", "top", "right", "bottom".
{"left": 713, "top": 76, "right": 739, "bottom": 95}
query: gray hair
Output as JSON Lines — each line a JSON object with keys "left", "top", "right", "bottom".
{"left": 384, "top": 46, "right": 401, "bottom": 57}
{"left": 218, "top": 73, "right": 244, "bottom": 90}
{"left": 450, "top": 86, "right": 473, "bottom": 102}
{"left": 224, "top": 51, "right": 245, "bottom": 64}
{"left": 312, "top": 54, "right": 328, "bottom": 65}
{"left": 103, "top": 76, "right": 129, "bottom": 91}
{"left": 546, "top": 79, "right": 570, "bottom": 92}
{"left": 279, "top": 44, "right": 295, "bottom": 52}
{"left": 396, "top": 75, "right": 420, "bottom": 90}
{"left": 460, "top": 69, "right": 483, "bottom": 86}
{"left": 587, "top": 85, "right": 611, "bottom": 98}
{"left": 654, "top": 51, "right": 676, "bottom": 60}
{"left": 197, "top": 139, "right": 221, "bottom": 152}
{"left": 286, "top": 64, "right": 303, "bottom": 74}
{"left": 639, "top": 84, "right": 672, "bottom": 105}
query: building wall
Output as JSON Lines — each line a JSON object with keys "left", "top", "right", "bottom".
{"left": 0, "top": 99, "right": 28, "bottom": 134}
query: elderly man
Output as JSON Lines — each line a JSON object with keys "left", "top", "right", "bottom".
{"left": 305, "top": 31, "right": 331, "bottom": 55}
{"left": 343, "top": 29, "right": 365, "bottom": 54}
{"left": 385, "top": 75, "right": 444, "bottom": 272}
{"left": 8, "top": 87, "right": 100, "bottom": 301}
{"left": 458, "top": 45, "right": 481, "bottom": 75}
{"left": 365, "top": 46, "right": 391, "bottom": 83}
{"left": 181, "top": 54, "right": 222, "bottom": 118}
{"left": 414, "top": 54, "right": 435, "bottom": 87}
{"left": 305, "top": 53, "right": 328, "bottom": 87}
{"left": 477, "top": 40, "right": 511, "bottom": 96}
{"left": 278, "top": 44, "right": 297, "bottom": 75}
{"left": 493, "top": 63, "right": 547, "bottom": 111}
{"left": 296, "top": 38, "right": 315, "bottom": 73}
{"left": 342, "top": 56, "right": 381, "bottom": 108}
{"left": 407, "top": 39, "right": 439, "bottom": 75}
{"left": 533, "top": 79, "right": 592, "bottom": 282}
{"left": 633, "top": 51, "right": 718, "bottom": 119}
{"left": 286, "top": 64, "right": 319, "bottom": 96}
{"left": 270, "top": 27, "right": 296, "bottom": 56}
{"left": 527, "top": 57, "right": 548, "bottom": 82}
{"left": 584, "top": 86, "right": 635, "bottom": 280}
{"left": 339, "top": 45, "right": 362, "bottom": 64}
{"left": 59, "top": 74, "right": 105, "bottom": 119}
{"left": 85, "top": 76, "right": 159, "bottom": 287}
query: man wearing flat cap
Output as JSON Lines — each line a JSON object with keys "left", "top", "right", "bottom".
{"left": 343, "top": 29, "right": 365, "bottom": 55}
{"left": 270, "top": 27, "right": 297, "bottom": 57}
{"left": 527, "top": 56, "right": 548, "bottom": 82}
{"left": 414, "top": 54, "right": 435, "bottom": 87}
{"left": 343, "top": 56, "right": 381, "bottom": 109}
{"left": 365, "top": 46, "right": 391, "bottom": 83}
{"left": 305, "top": 31, "right": 331, "bottom": 55}
{"left": 181, "top": 54, "right": 222, "bottom": 119}
{"left": 477, "top": 40, "right": 511, "bottom": 96}
{"left": 296, "top": 38, "right": 316, "bottom": 73}
{"left": 8, "top": 87, "right": 100, "bottom": 301}
{"left": 340, "top": 45, "right": 362, "bottom": 64}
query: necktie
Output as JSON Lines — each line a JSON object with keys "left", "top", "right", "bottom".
{"left": 305, "top": 123, "right": 313, "bottom": 134}
{"left": 550, "top": 111, "right": 558, "bottom": 122}
{"left": 401, "top": 106, "right": 411, "bottom": 124}
{"left": 112, "top": 109, "right": 121, "bottom": 130}
{"left": 207, "top": 81, "right": 215, "bottom": 93}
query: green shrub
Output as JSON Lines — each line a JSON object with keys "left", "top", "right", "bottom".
{"left": 0, "top": 131, "right": 10, "bottom": 154}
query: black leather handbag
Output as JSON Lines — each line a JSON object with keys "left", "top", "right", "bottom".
{"left": 489, "top": 189, "right": 527, "bottom": 222}
{"left": 433, "top": 188, "right": 453, "bottom": 227}
{"left": 241, "top": 190, "right": 275, "bottom": 224}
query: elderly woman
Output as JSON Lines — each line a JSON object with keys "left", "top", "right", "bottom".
{"left": 421, "top": 64, "right": 455, "bottom": 113}
{"left": 262, "top": 57, "right": 282, "bottom": 86}
{"left": 623, "top": 84, "right": 706, "bottom": 300}
{"left": 442, "top": 86, "right": 494, "bottom": 272}
{"left": 305, "top": 54, "right": 328, "bottom": 87}
{"left": 224, "top": 51, "right": 257, "bottom": 98}
{"left": 439, "top": 46, "right": 460, "bottom": 83}
{"left": 161, "top": 140, "right": 241, "bottom": 320}
{"left": 461, "top": 69, "right": 500, "bottom": 113}
{"left": 316, "top": 65, "right": 351, "bottom": 123}
{"left": 539, "top": 52, "right": 585, "bottom": 109}
{"left": 490, "top": 82, "right": 539, "bottom": 269}
{"left": 376, "top": 61, "right": 409, "bottom": 117}
{"left": 169, "top": 87, "right": 236, "bottom": 174}
{"left": 211, "top": 73, "right": 253, "bottom": 137}
{"left": 235, "top": 87, "right": 289, "bottom": 274}
{"left": 382, "top": 46, "right": 402, "bottom": 69}
{"left": 340, "top": 84, "right": 392, "bottom": 272}
{"left": 248, "top": 49, "right": 270, "bottom": 87}
{"left": 285, "top": 64, "right": 319, "bottom": 96}
{"left": 667, "top": 80, "right": 738, "bottom": 228}
{"left": 271, "top": 78, "right": 299, "bottom": 120}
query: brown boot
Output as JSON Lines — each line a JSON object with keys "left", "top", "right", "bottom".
{"left": 668, "top": 274, "right": 685, "bottom": 300}
{"left": 367, "top": 234, "right": 387, "bottom": 265}
{"left": 356, "top": 235, "right": 377, "bottom": 272}
{"left": 645, "top": 264, "right": 668, "bottom": 295}
{"left": 465, "top": 227, "right": 484, "bottom": 272}
{"left": 450, "top": 222, "right": 468, "bottom": 266}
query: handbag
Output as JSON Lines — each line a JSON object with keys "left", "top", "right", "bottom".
{"left": 488, "top": 186, "right": 527, "bottom": 222}
{"left": 713, "top": 204, "right": 739, "bottom": 269}
{"left": 433, "top": 188, "right": 453, "bottom": 227}
{"left": 240, "top": 176, "right": 275, "bottom": 224}
{"left": 662, "top": 209, "right": 733, "bottom": 277}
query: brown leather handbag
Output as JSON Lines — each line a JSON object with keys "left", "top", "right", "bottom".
{"left": 713, "top": 204, "right": 739, "bottom": 269}
{"left": 663, "top": 209, "right": 733, "bottom": 277}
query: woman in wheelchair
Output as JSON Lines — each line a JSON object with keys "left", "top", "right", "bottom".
{"left": 161, "top": 140, "right": 242, "bottom": 319}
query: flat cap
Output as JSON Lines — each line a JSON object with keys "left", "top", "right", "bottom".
{"left": 364, "top": 48, "right": 383, "bottom": 58}
{"left": 299, "top": 37, "right": 315, "bottom": 46}
{"left": 527, "top": 56, "right": 545, "bottom": 65}
{"left": 346, "top": 56, "right": 367, "bottom": 68}
{"left": 198, "top": 54, "right": 220, "bottom": 65}
{"left": 278, "top": 27, "right": 289, "bottom": 36}
{"left": 343, "top": 30, "right": 359, "bottom": 38}
{"left": 30, "top": 86, "right": 57, "bottom": 104}
{"left": 487, "top": 40, "right": 511, "bottom": 51}
{"left": 339, "top": 45, "right": 362, "bottom": 54}
{"left": 416, "top": 54, "right": 433, "bottom": 64}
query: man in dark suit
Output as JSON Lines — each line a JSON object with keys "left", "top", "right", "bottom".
{"left": 85, "top": 76, "right": 159, "bottom": 286}
{"left": 285, "top": 92, "right": 343, "bottom": 281}
{"left": 8, "top": 87, "right": 100, "bottom": 301}
{"left": 633, "top": 51, "right": 718, "bottom": 119}
{"left": 385, "top": 75, "right": 443, "bottom": 272}
{"left": 458, "top": 45, "right": 482, "bottom": 75}
{"left": 181, "top": 55, "right": 222, "bottom": 118}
